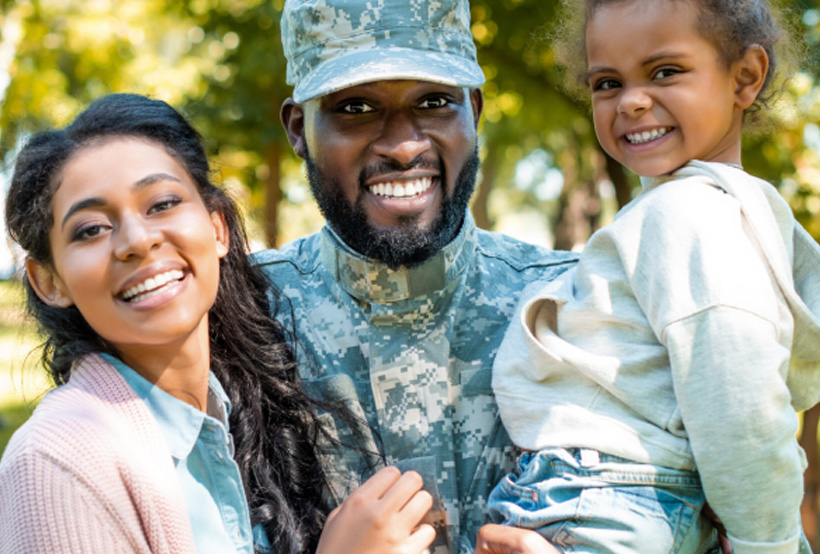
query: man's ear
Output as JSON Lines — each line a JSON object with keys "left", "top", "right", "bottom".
{"left": 210, "top": 211, "right": 230, "bottom": 259}
{"left": 735, "top": 44, "right": 769, "bottom": 110}
{"left": 281, "top": 98, "right": 308, "bottom": 159}
{"left": 469, "top": 88, "right": 484, "bottom": 131}
{"left": 26, "top": 258, "right": 73, "bottom": 308}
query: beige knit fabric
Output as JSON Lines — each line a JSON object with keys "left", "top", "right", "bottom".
{"left": 0, "top": 353, "right": 196, "bottom": 553}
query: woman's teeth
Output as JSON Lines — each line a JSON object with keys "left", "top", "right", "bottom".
{"left": 369, "top": 177, "right": 433, "bottom": 198}
{"left": 121, "top": 269, "right": 184, "bottom": 302}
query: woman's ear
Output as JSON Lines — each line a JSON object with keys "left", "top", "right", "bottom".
{"left": 26, "top": 258, "right": 73, "bottom": 308}
{"left": 210, "top": 211, "right": 229, "bottom": 259}
{"left": 735, "top": 44, "right": 769, "bottom": 110}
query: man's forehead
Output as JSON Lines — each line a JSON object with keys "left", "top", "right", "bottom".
{"left": 313, "top": 80, "right": 468, "bottom": 104}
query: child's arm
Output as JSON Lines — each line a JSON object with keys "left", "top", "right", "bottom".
{"left": 665, "top": 309, "right": 802, "bottom": 554}
{"left": 633, "top": 178, "right": 804, "bottom": 554}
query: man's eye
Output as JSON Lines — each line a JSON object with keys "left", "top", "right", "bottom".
{"left": 341, "top": 102, "right": 375, "bottom": 114}
{"left": 418, "top": 97, "right": 449, "bottom": 109}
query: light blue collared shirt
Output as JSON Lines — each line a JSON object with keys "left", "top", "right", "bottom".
{"left": 102, "top": 354, "right": 269, "bottom": 554}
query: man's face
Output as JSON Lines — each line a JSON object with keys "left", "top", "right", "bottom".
{"left": 283, "top": 80, "right": 483, "bottom": 268}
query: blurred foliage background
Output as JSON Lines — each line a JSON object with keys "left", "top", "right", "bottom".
{"left": 1, "top": 0, "right": 820, "bottom": 545}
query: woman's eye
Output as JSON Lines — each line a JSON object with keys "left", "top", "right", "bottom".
{"left": 73, "top": 224, "right": 107, "bottom": 242}
{"left": 149, "top": 197, "right": 181, "bottom": 214}
{"left": 341, "top": 102, "right": 375, "bottom": 114}
{"left": 418, "top": 97, "right": 450, "bottom": 109}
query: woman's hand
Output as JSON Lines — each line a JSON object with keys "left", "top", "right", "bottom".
{"left": 316, "top": 466, "right": 436, "bottom": 554}
{"left": 475, "top": 524, "right": 561, "bottom": 554}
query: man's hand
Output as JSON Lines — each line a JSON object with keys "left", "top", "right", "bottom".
{"left": 475, "top": 524, "right": 561, "bottom": 554}
{"left": 702, "top": 503, "right": 732, "bottom": 554}
{"left": 316, "top": 466, "right": 436, "bottom": 554}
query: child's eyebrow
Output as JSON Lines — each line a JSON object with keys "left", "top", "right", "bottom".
{"left": 60, "top": 172, "right": 182, "bottom": 229}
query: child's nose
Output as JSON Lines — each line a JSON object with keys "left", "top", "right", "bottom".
{"left": 618, "top": 87, "right": 652, "bottom": 115}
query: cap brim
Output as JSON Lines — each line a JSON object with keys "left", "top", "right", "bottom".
{"left": 292, "top": 47, "right": 485, "bottom": 103}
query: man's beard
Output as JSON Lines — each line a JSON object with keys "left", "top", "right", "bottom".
{"left": 305, "top": 147, "right": 479, "bottom": 270}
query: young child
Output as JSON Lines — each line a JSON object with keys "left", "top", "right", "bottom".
{"left": 0, "top": 94, "right": 435, "bottom": 554}
{"left": 486, "top": 1, "right": 820, "bottom": 553}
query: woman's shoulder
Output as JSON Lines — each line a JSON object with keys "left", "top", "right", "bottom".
{"left": 1, "top": 353, "right": 161, "bottom": 478}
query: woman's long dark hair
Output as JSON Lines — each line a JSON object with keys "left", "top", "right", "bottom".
{"left": 5, "top": 93, "right": 327, "bottom": 554}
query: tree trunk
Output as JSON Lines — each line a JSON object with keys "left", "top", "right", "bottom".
{"left": 801, "top": 405, "right": 820, "bottom": 551}
{"left": 603, "top": 149, "right": 632, "bottom": 209}
{"left": 264, "top": 142, "right": 282, "bottom": 248}
{"left": 472, "top": 152, "right": 496, "bottom": 230}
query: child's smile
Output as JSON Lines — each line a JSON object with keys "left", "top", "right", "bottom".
{"left": 585, "top": 0, "right": 749, "bottom": 177}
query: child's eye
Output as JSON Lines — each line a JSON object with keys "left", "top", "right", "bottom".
{"left": 341, "top": 101, "right": 375, "bottom": 114}
{"left": 149, "top": 197, "right": 181, "bottom": 214}
{"left": 654, "top": 67, "right": 680, "bottom": 79}
{"left": 593, "top": 78, "right": 621, "bottom": 92}
{"left": 418, "top": 96, "right": 450, "bottom": 109}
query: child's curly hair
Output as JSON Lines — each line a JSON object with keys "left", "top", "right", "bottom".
{"left": 552, "top": 0, "right": 805, "bottom": 130}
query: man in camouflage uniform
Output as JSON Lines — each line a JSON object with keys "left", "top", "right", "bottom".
{"left": 253, "top": 0, "right": 577, "bottom": 552}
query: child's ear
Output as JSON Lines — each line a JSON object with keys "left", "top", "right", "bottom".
{"left": 210, "top": 211, "right": 229, "bottom": 259}
{"left": 26, "top": 258, "right": 74, "bottom": 308}
{"left": 735, "top": 44, "right": 769, "bottom": 110}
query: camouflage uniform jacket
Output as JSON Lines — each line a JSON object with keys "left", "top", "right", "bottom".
{"left": 253, "top": 215, "right": 577, "bottom": 553}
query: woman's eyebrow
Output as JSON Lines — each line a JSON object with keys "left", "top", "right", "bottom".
{"left": 60, "top": 173, "right": 183, "bottom": 229}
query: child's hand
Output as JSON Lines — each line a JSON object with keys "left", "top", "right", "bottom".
{"left": 316, "top": 466, "right": 436, "bottom": 554}
{"left": 475, "top": 524, "right": 561, "bottom": 554}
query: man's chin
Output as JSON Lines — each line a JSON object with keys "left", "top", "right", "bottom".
{"left": 351, "top": 217, "right": 453, "bottom": 270}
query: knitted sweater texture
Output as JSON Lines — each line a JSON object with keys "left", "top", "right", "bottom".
{"left": 0, "top": 353, "right": 196, "bottom": 554}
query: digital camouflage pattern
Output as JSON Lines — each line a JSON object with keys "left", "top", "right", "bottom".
{"left": 281, "top": 0, "right": 486, "bottom": 102}
{"left": 254, "top": 215, "right": 577, "bottom": 553}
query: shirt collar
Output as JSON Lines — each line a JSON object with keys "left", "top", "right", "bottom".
{"left": 102, "top": 353, "right": 231, "bottom": 460}
{"left": 640, "top": 160, "right": 744, "bottom": 192}
{"left": 319, "top": 212, "right": 477, "bottom": 303}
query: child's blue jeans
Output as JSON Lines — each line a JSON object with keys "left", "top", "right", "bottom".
{"left": 487, "top": 448, "right": 718, "bottom": 554}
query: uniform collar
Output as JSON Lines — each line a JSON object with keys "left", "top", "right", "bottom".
{"left": 320, "top": 212, "right": 477, "bottom": 303}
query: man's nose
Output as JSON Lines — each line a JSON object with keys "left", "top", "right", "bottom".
{"left": 371, "top": 111, "right": 432, "bottom": 165}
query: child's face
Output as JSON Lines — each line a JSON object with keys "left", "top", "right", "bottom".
{"left": 586, "top": 0, "right": 746, "bottom": 177}
{"left": 30, "top": 137, "right": 228, "bottom": 362}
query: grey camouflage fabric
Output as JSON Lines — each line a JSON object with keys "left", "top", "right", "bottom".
{"left": 281, "top": 0, "right": 486, "bottom": 102}
{"left": 254, "top": 215, "right": 577, "bottom": 553}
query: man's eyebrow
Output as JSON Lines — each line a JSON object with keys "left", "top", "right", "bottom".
{"left": 60, "top": 172, "right": 183, "bottom": 229}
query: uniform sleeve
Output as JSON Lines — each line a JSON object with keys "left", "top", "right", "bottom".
{"left": 665, "top": 308, "right": 803, "bottom": 554}
{"left": 0, "top": 447, "right": 152, "bottom": 554}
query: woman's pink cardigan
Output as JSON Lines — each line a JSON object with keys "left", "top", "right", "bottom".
{"left": 0, "top": 353, "right": 197, "bottom": 553}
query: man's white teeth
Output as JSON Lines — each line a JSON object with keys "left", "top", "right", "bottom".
{"left": 122, "top": 269, "right": 185, "bottom": 302}
{"left": 369, "top": 177, "right": 432, "bottom": 198}
{"left": 626, "top": 127, "right": 670, "bottom": 144}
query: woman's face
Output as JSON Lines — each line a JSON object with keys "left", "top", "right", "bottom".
{"left": 28, "top": 137, "right": 228, "bottom": 363}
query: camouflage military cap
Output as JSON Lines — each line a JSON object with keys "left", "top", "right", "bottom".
{"left": 281, "top": 0, "right": 486, "bottom": 103}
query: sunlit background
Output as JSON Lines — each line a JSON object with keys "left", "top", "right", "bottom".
{"left": 1, "top": 0, "right": 820, "bottom": 545}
